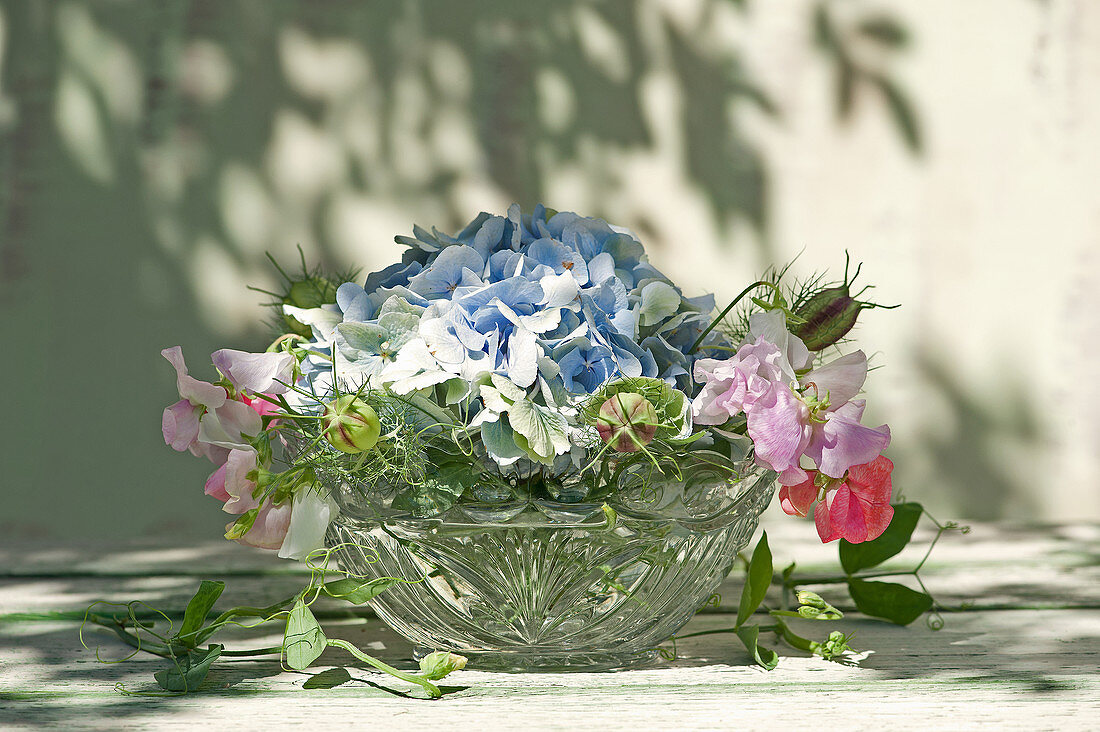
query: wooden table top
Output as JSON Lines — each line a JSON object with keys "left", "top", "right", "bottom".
{"left": 2, "top": 520, "right": 1098, "bottom": 730}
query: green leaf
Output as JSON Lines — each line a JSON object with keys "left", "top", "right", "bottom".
{"left": 848, "top": 579, "right": 933, "bottom": 625}
{"left": 736, "top": 625, "right": 779, "bottom": 670}
{"left": 507, "top": 398, "right": 569, "bottom": 461}
{"left": 224, "top": 508, "right": 259, "bottom": 540}
{"left": 154, "top": 644, "right": 223, "bottom": 692}
{"left": 840, "top": 502, "right": 923, "bottom": 574}
{"left": 176, "top": 580, "right": 225, "bottom": 647}
{"left": 736, "top": 531, "right": 772, "bottom": 627}
{"left": 418, "top": 651, "right": 468, "bottom": 680}
{"left": 440, "top": 378, "right": 470, "bottom": 405}
{"left": 284, "top": 597, "right": 327, "bottom": 670}
{"left": 776, "top": 623, "right": 813, "bottom": 653}
{"left": 302, "top": 667, "right": 352, "bottom": 689}
{"left": 321, "top": 577, "right": 401, "bottom": 605}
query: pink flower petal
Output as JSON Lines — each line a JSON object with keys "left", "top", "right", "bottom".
{"left": 806, "top": 410, "right": 891, "bottom": 479}
{"left": 801, "top": 350, "right": 867, "bottom": 406}
{"left": 233, "top": 502, "right": 293, "bottom": 551}
{"left": 204, "top": 462, "right": 230, "bottom": 502}
{"left": 243, "top": 393, "right": 282, "bottom": 418}
{"left": 162, "top": 399, "right": 201, "bottom": 452}
{"left": 815, "top": 457, "right": 895, "bottom": 543}
{"left": 212, "top": 349, "right": 295, "bottom": 395}
{"left": 747, "top": 384, "right": 812, "bottom": 475}
{"left": 198, "top": 400, "right": 263, "bottom": 450}
{"left": 779, "top": 475, "right": 818, "bottom": 517}
{"left": 162, "top": 347, "right": 227, "bottom": 408}
{"left": 222, "top": 449, "right": 259, "bottom": 515}
{"left": 815, "top": 498, "right": 839, "bottom": 543}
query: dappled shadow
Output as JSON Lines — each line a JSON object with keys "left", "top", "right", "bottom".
{"left": 910, "top": 350, "right": 1044, "bottom": 520}
{"left": 0, "top": 0, "right": 920, "bottom": 542}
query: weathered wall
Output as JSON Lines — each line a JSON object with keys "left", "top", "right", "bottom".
{"left": 2, "top": 0, "right": 1096, "bottom": 538}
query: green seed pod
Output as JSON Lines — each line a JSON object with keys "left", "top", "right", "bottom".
{"left": 792, "top": 257, "right": 896, "bottom": 351}
{"left": 792, "top": 286, "right": 863, "bottom": 351}
{"left": 596, "top": 393, "right": 659, "bottom": 453}
{"left": 282, "top": 276, "right": 338, "bottom": 337}
{"left": 323, "top": 395, "right": 381, "bottom": 454}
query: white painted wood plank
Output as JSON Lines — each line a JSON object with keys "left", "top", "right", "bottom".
{"left": 1, "top": 611, "right": 1097, "bottom": 730}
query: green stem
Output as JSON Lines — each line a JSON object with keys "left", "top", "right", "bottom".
{"left": 325, "top": 639, "right": 441, "bottom": 698}
{"left": 689, "top": 280, "right": 779, "bottom": 353}
{"left": 675, "top": 623, "right": 779, "bottom": 641}
{"left": 786, "top": 569, "right": 916, "bottom": 586}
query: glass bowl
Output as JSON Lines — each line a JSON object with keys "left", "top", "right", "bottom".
{"left": 323, "top": 457, "right": 775, "bottom": 671}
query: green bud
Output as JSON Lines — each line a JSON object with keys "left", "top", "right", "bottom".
{"left": 795, "top": 590, "right": 843, "bottom": 620}
{"left": 595, "top": 392, "right": 658, "bottom": 453}
{"left": 281, "top": 276, "right": 338, "bottom": 337}
{"left": 224, "top": 508, "right": 259, "bottom": 540}
{"left": 418, "top": 651, "right": 467, "bottom": 680}
{"left": 809, "top": 630, "right": 854, "bottom": 660}
{"left": 791, "top": 257, "right": 896, "bottom": 351}
{"left": 323, "top": 395, "right": 381, "bottom": 454}
{"left": 795, "top": 590, "right": 828, "bottom": 609}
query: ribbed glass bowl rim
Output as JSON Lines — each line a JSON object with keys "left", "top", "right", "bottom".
{"left": 328, "top": 467, "right": 777, "bottom": 532}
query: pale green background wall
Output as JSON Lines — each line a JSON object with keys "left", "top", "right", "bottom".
{"left": 2, "top": 0, "right": 1097, "bottom": 540}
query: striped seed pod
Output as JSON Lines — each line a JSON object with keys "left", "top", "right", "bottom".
{"left": 323, "top": 395, "right": 381, "bottom": 454}
{"left": 596, "top": 393, "right": 659, "bottom": 453}
{"left": 792, "top": 258, "right": 895, "bottom": 351}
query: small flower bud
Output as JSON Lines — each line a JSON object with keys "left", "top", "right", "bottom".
{"left": 323, "top": 395, "right": 381, "bottom": 454}
{"left": 281, "top": 276, "right": 338, "bottom": 337}
{"left": 596, "top": 393, "right": 658, "bottom": 453}
{"left": 795, "top": 590, "right": 828, "bottom": 609}
{"left": 418, "top": 651, "right": 468, "bottom": 680}
{"left": 791, "top": 257, "right": 895, "bottom": 351}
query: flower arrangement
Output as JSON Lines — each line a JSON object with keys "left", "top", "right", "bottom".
{"left": 85, "top": 205, "right": 959, "bottom": 696}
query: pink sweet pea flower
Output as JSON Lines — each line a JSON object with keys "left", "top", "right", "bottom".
{"left": 778, "top": 455, "right": 895, "bottom": 543}
{"left": 161, "top": 346, "right": 228, "bottom": 461}
{"left": 204, "top": 461, "right": 230, "bottom": 502}
{"left": 746, "top": 349, "right": 890, "bottom": 484}
{"left": 231, "top": 502, "right": 293, "bottom": 551}
{"left": 691, "top": 337, "right": 792, "bottom": 425}
{"left": 221, "top": 449, "right": 260, "bottom": 514}
{"left": 746, "top": 384, "right": 815, "bottom": 485}
{"left": 197, "top": 400, "right": 263, "bottom": 451}
{"left": 212, "top": 349, "right": 295, "bottom": 394}
{"left": 242, "top": 393, "right": 282, "bottom": 419}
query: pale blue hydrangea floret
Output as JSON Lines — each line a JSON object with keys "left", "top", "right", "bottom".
{"left": 294, "top": 205, "right": 723, "bottom": 413}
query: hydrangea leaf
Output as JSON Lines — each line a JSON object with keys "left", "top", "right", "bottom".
{"left": 508, "top": 398, "right": 570, "bottom": 460}
{"left": 480, "top": 418, "right": 526, "bottom": 464}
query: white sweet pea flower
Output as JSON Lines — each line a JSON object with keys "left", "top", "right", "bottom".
{"left": 278, "top": 490, "right": 340, "bottom": 561}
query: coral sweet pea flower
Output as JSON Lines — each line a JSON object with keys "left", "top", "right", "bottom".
{"left": 778, "top": 455, "right": 895, "bottom": 544}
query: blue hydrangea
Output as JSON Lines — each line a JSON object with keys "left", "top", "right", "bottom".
{"left": 285, "top": 205, "right": 725, "bottom": 466}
